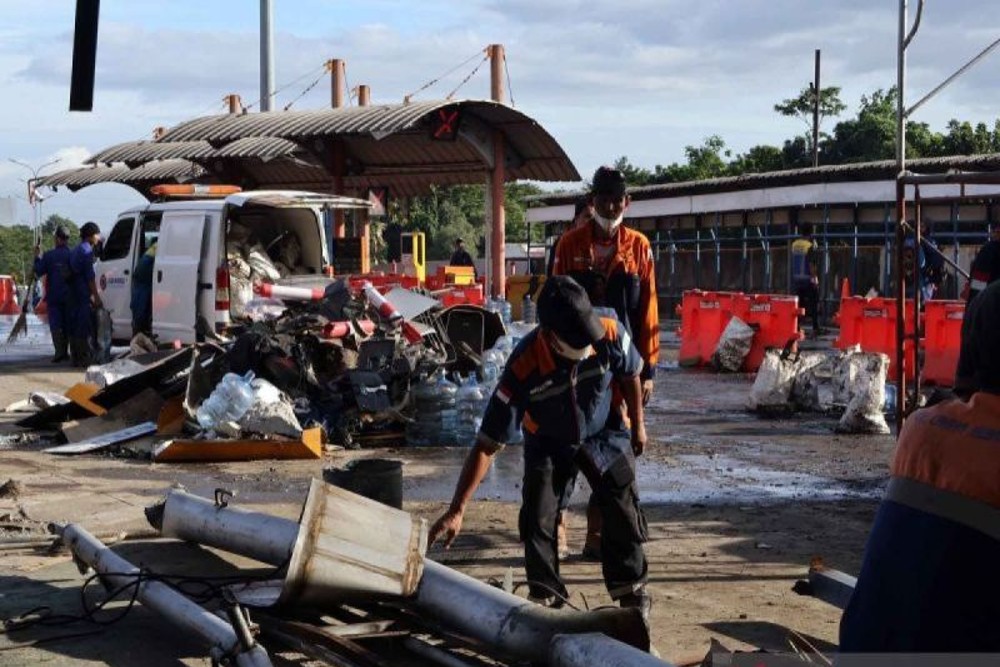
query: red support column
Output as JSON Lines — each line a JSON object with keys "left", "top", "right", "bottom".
{"left": 488, "top": 44, "right": 506, "bottom": 298}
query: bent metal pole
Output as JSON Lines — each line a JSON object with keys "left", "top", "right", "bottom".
{"left": 55, "top": 523, "right": 273, "bottom": 667}
{"left": 550, "top": 633, "right": 675, "bottom": 667}
{"left": 148, "top": 488, "right": 649, "bottom": 663}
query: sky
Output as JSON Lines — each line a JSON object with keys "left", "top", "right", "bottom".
{"left": 1, "top": 0, "right": 998, "bottom": 229}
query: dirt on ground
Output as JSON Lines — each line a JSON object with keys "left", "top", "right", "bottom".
{"left": 0, "top": 331, "right": 895, "bottom": 665}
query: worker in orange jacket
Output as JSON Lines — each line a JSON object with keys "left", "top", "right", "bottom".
{"left": 552, "top": 165, "right": 659, "bottom": 560}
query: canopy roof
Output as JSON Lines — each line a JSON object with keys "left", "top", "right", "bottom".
{"left": 38, "top": 99, "right": 579, "bottom": 199}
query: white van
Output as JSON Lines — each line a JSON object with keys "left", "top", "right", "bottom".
{"left": 96, "top": 190, "right": 370, "bottom": 345}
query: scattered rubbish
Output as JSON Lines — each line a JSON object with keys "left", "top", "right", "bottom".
{"left": 54, "top": 522, "right": 274, "bottom": 667}
{"left": 94, "top": 307, "right": 113, "bottom": 364}
{"left": 130, "top": 332, "right": 158, "bottom": 355}
{"left": 711, "top": 316, "right": 755, "bottom": 372}
{"left": 835, "top": 351, "right": 890, "bottom": 434}
{"left": 84, "top": 357, "right": 147, "bottom": 389}
{"left": 64, "top": 382, "right": 108, "bottom": 416}
{"left": 151, "top": 427, "right": 323, "bottom": 462}
{"left": 0, "top": 478, "right": 24, "bottom": 499}
{"left": 747, "top": 347, "right": 799, "bottom": 415}
{"left": 60, "top": 388, "right": 165, "bottom": 444}
{"left": 44, "top": 421, "right": 158, "bottom": 455}
{"left": 196, "top": 371, "right": 256, "bottom": 431}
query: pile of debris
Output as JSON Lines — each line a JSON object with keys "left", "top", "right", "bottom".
{"left": 746, "top": 344, "right": 891, "bottom": 434}
{"left": 5, "top": 278, "right": 530, "bottom": 460}
{"left": 39, "top": 482, "right": 658, "bottom": 666}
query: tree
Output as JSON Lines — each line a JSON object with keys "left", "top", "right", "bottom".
{"left": 775, "top": 84, "right": 847, "bottom": 160}
{"left": 40, "top": 214, "right": 79, "bottom": 241}
{"left": 729, "top": 144, "right": 785, "bottom": 174}
{"left": 774, "top": 85, "right": 848, "bottom": 128}
{"left": 612, "top": 156, "right": 654, "bottom": 186}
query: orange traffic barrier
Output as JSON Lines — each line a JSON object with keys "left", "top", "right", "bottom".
{"left": 834, "top": 296, "right": 917, "bottom": 382}
{"left": 440, "top": 284, "right": 485, "bottom": 308}
{"left": 737, "top": 294, "right": 804, "bottom": 372}
{"left": 0, "top": 275, "right": 18, "bottom": 315}
{"left": 676, "top": 290, "right": 745, "bottom": 367}
{"left": 921, "top": 300, "right": 965, "bottom": 387}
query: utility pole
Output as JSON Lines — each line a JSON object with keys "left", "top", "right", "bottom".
{"left": 259, "top": 0, "right": 274, "bottom": 111}
{"left": 812, "top": 49, "right": 821, "bottom": 168}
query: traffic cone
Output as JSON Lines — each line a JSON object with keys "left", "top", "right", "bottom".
{"left": 840, "top": 277, "right": 851, "bottom": 300}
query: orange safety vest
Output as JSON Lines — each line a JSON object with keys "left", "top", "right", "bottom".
{"left": 552, "top": 223, "right": 659, "bottom": 378}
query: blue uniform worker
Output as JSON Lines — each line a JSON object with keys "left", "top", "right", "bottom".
{"left": 68, "top": 222, "right": 103, "bottom": 367}
{"left": 429, "top": 276, "right": 651, "bottom": 619}
{"left": 32, "top": 227, "right": 73, "bottom": 362}
{"left": 130, "top": 241, "right": 156, "bottom": 336}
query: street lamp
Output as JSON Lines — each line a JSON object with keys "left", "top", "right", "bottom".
{"left": 8, "top": 158, "right": 60, "bottom": 241}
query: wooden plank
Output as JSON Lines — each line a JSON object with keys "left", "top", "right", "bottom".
{"left": 63, "top": 382, "right": 107, "bottom": 416}
{"left": 151, "top": 427, "right": 323, "bottom": 462}
{"left": 62, "top": 388, "right": 165, "bottom": 443}
{"left": 44, "top": 421, "right": 158, "bottom": 455}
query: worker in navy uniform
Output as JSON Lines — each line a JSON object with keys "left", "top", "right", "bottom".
{"left": 790, "top": 223, "right": 821, "bottom": 337}
{"left": 964, "top": 226, "right": 1000, "bottom": 304}
{"left": 428, "top": 275, "right": 651, "bottom": 618}
{"left": 32, "top": 226, "right": 73, "bottom": 362}
{"left": 68, "top": 221, "right": 103, "bottom": 367}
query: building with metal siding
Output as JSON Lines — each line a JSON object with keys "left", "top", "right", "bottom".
{"left": 525, "top": 155, "right": 1000, "bottom": 320}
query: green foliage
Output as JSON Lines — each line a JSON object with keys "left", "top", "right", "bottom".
{"left": 40, "top": 214, "right": 79, "bottom": 240}
{"left": 774, "top": 85, "right": 848, "bottom": 126}
{"left": 401, "top": 182, "right": 545, "bottom": 261}
{"left": 0, "top": 214, "right": 78, "bottom": 282}
{"left": 610, "top": 85, "right": 1000, "bottom": 184}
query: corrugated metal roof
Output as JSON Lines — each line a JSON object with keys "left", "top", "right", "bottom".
{"left": 525, "top": 153, "right": 1000, "bottom": 205}
{"left": 38, "top": 160, "right": 206, "bottom": 191}
{"left": 37, "top": 99, "right": 578, "bottom": 198}
{"left": 87, "top": 141, "right": 216, "bottom": 166}
{"left": 211, "top": 137, "right": 300, "bottom": 159}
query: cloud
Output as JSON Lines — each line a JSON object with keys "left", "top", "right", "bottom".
{"left": 3, "top": 0, "right": 1000, "bottom": 227}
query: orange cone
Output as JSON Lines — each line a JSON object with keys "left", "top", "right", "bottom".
{"left": 840, "top": 277, "right": 851, "bottom": 300}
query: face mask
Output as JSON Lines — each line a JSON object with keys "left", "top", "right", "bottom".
{"left": 549, "top": 331, "right": 592, "bottom": 360}
{"left": 592, "top": 210, "right": 623, "bottom": 233}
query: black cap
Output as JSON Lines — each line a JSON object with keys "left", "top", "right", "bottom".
{"left": 956, "top": 280, "right": 1000, "bottom": 395}
{"left": 80, "top": 221, "right": 100, "bottom": 239}
{"left": 454, "top": 237, "right": 464, "bottom": 245}
{"left": 591, "top": 166, "right": 627, "bottom": 198}
{"left": 54, "top": 226, "right": 69, "bottom": 240}
{"left": 537, "top": 275, "right": 605, "bottom": 349}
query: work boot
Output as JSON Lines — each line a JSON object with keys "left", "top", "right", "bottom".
{"left": 582, "top": 499, "right": 602, "bottom": 561}
{"left": 619, "top": 588, "right": 652, "bottom": 625}
{"left": 69, "top": 337, "right": 91, "bottom": 368}
{"left": 50, "top": 331, "right": 69, "bottom": 363}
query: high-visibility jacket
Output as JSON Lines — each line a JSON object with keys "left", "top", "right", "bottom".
{"left": 552, "top": 223, "right": 658, "bottom": 380}
{"left": 839, "top": 392, "right": 1000, "bottom": 652}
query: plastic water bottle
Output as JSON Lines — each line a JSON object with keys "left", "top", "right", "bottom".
{"left": 407, "top": 368, "right": 458, "bottom": 446}
{"left": 883, "top": 383, "right": 897, "bottom": 414}
{"left": 522, "top": 294, "right": 536, "bottom": 324}
{"left": 436, "top": 368, "right": 459, "bottom": 445}
{"left": 455, "top": 374, "right": 486, "bottom": 446}
{"left": 196, "top": 372, "right": 255, "bottom": 430}
{"left": 500, "top": 299, "right": 512, "bottom": 325}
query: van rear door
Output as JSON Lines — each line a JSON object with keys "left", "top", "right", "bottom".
{"left": 152, "top": 211, "right": 208, "bottom": 343}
